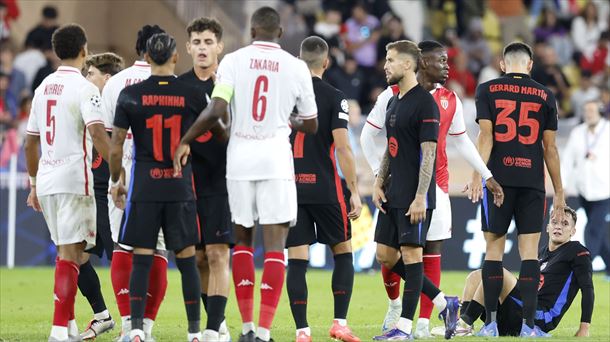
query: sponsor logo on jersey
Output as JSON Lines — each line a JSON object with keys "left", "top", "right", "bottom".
{"left": 150, "top": 167, "right": 182, "bottom": 179}
{"left": 388, "top": 136, "right": 398, "bottom": 158}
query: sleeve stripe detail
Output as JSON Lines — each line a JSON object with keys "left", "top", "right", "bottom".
{"left": 298, "top": 113, "right": 318, "bottom": 119}
{"left": 26, "top": 130, "right": 40, "bottom": 135}
{"left": 366, "top": 120, "right": 382, "bottom": 129}
{"left": 85, "top": 120, "right": 105, "bottom": 127}
{"left": 422, "top": 119, "right": 440, "bottom": 123}
{"left": 449, "top": 130, "right": 467, "bottom": 136}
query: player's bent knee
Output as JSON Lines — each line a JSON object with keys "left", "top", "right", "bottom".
{"left": 400, "top": 245, "right": 423, "bottom": 264}
{"left": 175, "top": 245, "right": 196, "bottom": 258}
{"left": 331, "top": 240, "right": 352, "bottom": 255}
{"left": 205, "top": 246, "right": 230, "bottom": 268}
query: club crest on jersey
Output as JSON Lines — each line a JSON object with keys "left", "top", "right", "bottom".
{"left": 440, "top": 97, "right": 449, "bottom": 110}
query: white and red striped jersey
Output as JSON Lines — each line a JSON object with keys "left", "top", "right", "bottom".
{"left": 26, "top": 66, "right": 105, "bottom": 196}
{"left": 364, "top": 84, "right": 466, "bottom": 192}
{"left": 215, "top": 41, "right": 318, "bottom": 180}
{"left": 101, "top": 60, "right": 151, "bottom": 187}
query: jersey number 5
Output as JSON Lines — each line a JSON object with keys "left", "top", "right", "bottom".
{"left": 46, "top": 100, "right": 57, "bottom": 145}
{"left": 494, "top": 99, "right": 541, "bottom": 145}
{"left": 146, "top": 114, "right": 182, "bottom": 161}
{"left": 252, "top": 75, "right": 268, "bottom": 122}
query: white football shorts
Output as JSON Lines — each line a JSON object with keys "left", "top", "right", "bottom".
{"left": 227, "top": 179, "right": 297, "bottom": 228}
{"left": 39, "top": 193, "right": 97, "bottom": 249}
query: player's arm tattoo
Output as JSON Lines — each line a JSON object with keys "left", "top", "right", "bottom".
{"left": 416, "top": 141, "right": 437, "bottom": 195}
{"left": 375, "top": 148, "right": 391, "bottom": 187}
{"left": 109, "top": 127, "right": 127, "bottom": 182}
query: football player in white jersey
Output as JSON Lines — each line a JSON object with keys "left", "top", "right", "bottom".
{"left": 74, "top": 52, "right": 124, "bottom": 340}
{"left": 24, "top": 24, "right": 111, "bottom": 342}
{"left": 174, "top": 7, "right": 318, "bottom": 342}
{"left": 101, "top": 24, "right": 167, "bottom": 342}
{"left": 361, "top": 40, "right": 503, "bottom": 338}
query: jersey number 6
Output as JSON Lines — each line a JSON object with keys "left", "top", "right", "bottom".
{"left": 494, "top": 99, "right": 541, "bottom": 145}
{"left": 252, "top": 75, "right": 268, "bottom": 122}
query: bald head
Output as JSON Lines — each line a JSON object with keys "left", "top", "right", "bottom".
{"left": 251, "top": 6, "right": 281, "bottom": 40}
{"left": 300, "top": 36, "right": 328, "bottom": 70}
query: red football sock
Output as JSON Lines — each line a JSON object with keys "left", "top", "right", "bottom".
{"left": 381, "top": 264, "right": 401, "bottom": 300}
{"left": 420, "top": 254, "right": 441, "bottom": 319}
{"left": 53, "top": 259, "right": 79, "bottom": 327}
{"left": 144, "top": 254, "right": 168, "bottom": 320}
{"left": 232, "top": 246, "right": 255, "bottom": 323}
{"left": 111, "top": 250, "right": 133, "bottom": 317}
{"left": 258, "top": 251, "right": 285, "bottom": 329}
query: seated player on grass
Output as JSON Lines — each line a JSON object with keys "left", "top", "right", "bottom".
{"left": 445, "top": 206, "right": 594, "bottom": 337}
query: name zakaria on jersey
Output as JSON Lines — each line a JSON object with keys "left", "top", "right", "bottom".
{"left": 26, "top": 66, "right": 105, "bottom": 196}
{"left": 475, "top": 73, "right": 558, "bottom": 191}
{"left": 366, "top": 84, "right": 467, "bottom": 193}
{"left": 291, "top": 77, "right": 349, "bottom": 204}
{"left": 214, "top": 41, "right": 317, "bottom": 181}
{"left": 177, "top": 69, "right": 227, "bottom": 197}
{"left": 113, "top": 76, "right": 206, "bottom": 202}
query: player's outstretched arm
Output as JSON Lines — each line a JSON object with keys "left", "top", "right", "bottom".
{"left": 24, "top": 134, "right": 41, "bottom": 212}
{"left": 542, "top": 130, "right": 566, "bottom": 221}
{"left": 333, "top": 128, "right": 362, "bottom": 219}
{"left": 407, "top": 141, "right": 436, "bottom": 224}
{"left": 372, "top": 149, "right": 390, "bottom": 213}
{"left": 88, "top": 123, "right": 111, "bottom": 162}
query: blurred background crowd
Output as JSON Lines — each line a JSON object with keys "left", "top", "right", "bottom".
{"left": 1, "top": 0, "right": 609, "bottom": 196}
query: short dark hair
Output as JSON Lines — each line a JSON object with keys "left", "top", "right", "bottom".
{"left": 85, "top": 52, "right": 124, "bottom": 76}
{"left": 564, "top": 206, "right": 577, "bottom": 225}
{"left": 187, "top": 17, "right": 223, "bottom": 41}
{"left": 418, "top": 40, "right": 444, "bottom": 54}
{"left": 386, "top": 40, "right": 421, "bottom": 71}
{"left": 503, "top": 42, "right": 533, "bottom": 59}
{"left": 251, "top": 6, "right": 280, "bottom": 34}
{"left": 52, "top": 24, "right": 87, "bottom": 60}
{"left": 135, "top": 25, "right": 165, "bottom": 56}
{"left": 146, "top": 33, "right": 176, "bottom": 65}
{"left": 300, "top": 36, "right": 328, "bottom": 69}
{"left": 42, "top": 5, "right": 58, "bottom": 19}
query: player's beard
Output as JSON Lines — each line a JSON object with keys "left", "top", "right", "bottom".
{"left": 386, "top": 73, "right": 402, "bottom": 85}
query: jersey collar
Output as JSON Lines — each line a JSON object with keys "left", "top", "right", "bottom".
{"left": 57, "top": 66, "right": 81, "bottom": 74}
{"left": 505, "top": 72, "right": 531, "bottom": 79}
{"left": 252, "top": 41, "right": 281, "bottom": 49}
{"left": 133, "top": 60, "right": 151, "bottom": 68}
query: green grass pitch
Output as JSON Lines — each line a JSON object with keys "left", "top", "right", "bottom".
{"left": 1, "top": 268, "right": 608, "bottom": 341}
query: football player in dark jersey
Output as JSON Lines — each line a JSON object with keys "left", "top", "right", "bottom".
{"left": 177, "top": 17, "right": 231, "bottom": 342}
{"left": 473, "top": 42, "right": 566, "bottom": 337}
{"left": 456, "top": 206, "right": 594, "bottom": 338}
{"left": 286, "top": 36, "right": 362, "bottom": 342}
{"left": 109, "top": 33, "right": 205, "bottom": 342}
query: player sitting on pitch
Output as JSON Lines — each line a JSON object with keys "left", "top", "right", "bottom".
{"left": 448, "top": 206, "right": 594, "bottom": 338}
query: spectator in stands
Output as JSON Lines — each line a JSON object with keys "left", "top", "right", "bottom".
{"left": 0, "top": 0, "right": 19, "bottom": 40}
{"left": 562, "top": 99, "right": 610, "bottom": 279}
{"left": 478, "top": 53, "right": 502, "bottom": 84}
{"left": 30, "top": 48, "right": 60, "bottom": 93}
{"left": 376, "top": 13, "right": 409, "bottom": 68}
{"left": 580, "top": 30, "right": 609, "bottom": 77}
{"left": 532, "top": 41, "right": 571, "bottom": 114}
{"left": 0, "top": 70, "right": 17, "bottom": 150}
{"left": 571, "top": 70, "right": 601, "bottom": 119}
{"left": 446, "top": 51, "right": 476, "bottom": 97}
{"left": 13, "top": 37, "right": 46, "bottom": 91}
{"left": 342, "top": 2, "right": 380, "bottom": 70}
{"left": 454, "top": 0, "right": 485, "bottom": 37}
{"left": 313, "top": 7, "right": 343, "bottom": 50}
{"left": 534, "top": 6, "right": 573, "bottom": 65}
{"left": 571, "top": 1, "right": 607, "bottom": 63}
{"left": 0, "top": 41, "right": 27, "bottom": 100}
{"left": 24, "top": 5, "right": 58, "bottom": 51}
{"left": 488, "top": 0, "right": 533, "bottom": 45}
{"left": 326, "top": 53, "right": 365, "bottom": 103}
{"left": 278, "top": 2, "right": 308, "bottom": 56}
{"left": 601, "top": 86, "right": 610, "bottom": 117}
{"left": 460, "top": 17, "right": 491, "bottom": 78}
